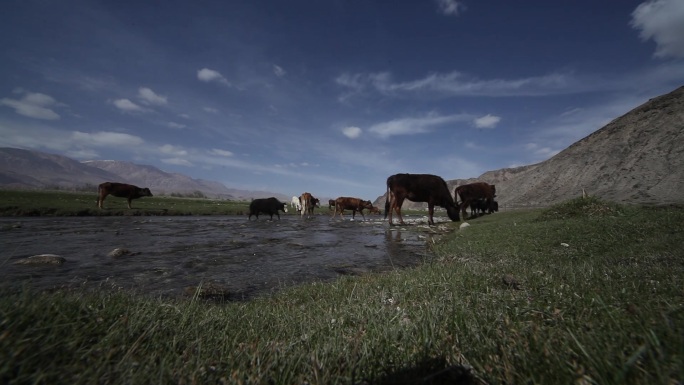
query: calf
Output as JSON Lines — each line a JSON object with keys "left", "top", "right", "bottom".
{"left": 455, "top": 182, "right": 496, "bottom": 218}
{"left": 384, "top": 173, "right": 460, "bottom": 226}
{"left": 249, "top": 197, "right": 288, "bottom": 220}
{"left": 331, "top": 197, "right": 373, "bottom": 220}
{"left": 97, "top": 182, "right": 153, "bottom": 209}
{"left": 300, "top": 192, "right": 320, "bottom": 218}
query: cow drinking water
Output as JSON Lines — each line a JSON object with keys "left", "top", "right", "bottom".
{"left": 384, "top": 173, "right": 460, "bottom": 226}
{"left": 248, "top": 197, "right": 288, "bottom": 220}
{"left": 97, "top": 182, "right": 153, "bottom": 209}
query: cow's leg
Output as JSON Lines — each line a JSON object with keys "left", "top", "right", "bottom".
{"left": 427, "top": 204, "right": 435, "bottom": 225}
{"left": 394, "top": 197, "right": 406, "bottom": 225}
{"left": 127, "top": 198, "right": 133, "bottom": 209}
{"left": 98, "top": 194, "right": 106, "bottom": 209}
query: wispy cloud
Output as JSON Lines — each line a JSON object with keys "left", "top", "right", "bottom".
{"left": 197, "top": 68, "right": 231, "bottom": 85}
{"left": 71, "top": 131, "right": 144, "bottom": 147}
{"left": 631, "top": 0, "right": 684, "bottom": 59}
{"left": 273, "top": 64, "right": 286, "bottom": 77}
{"left": 435, "top": 0, "right": 465, "bottom": 16}
{"left": 162, "top": 157, "right": 193, "bottom": 166}
{"left": 337, "top": 70, "right": 582, "bottom": 98}
{"left": 368, "top": 113, "right": 471, "bottom": 139}
{"left": 159, "top": 144, "right": 187, "bottom": 156}
{"left": 209, "top": 148, "right": 234, "bottom": 157}
{"left": 0, "top": 90, "right": 61, "bottom": 120}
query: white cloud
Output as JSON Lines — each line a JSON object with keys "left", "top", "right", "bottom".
{"left": 138, "top": 87, "right": 167, "bottom": 105}
{"left": 203, "top": 107, "right": 218, "bottom": 113}
{"left": 167, "top": 122, "right": 186, "bottom": 129}
{"left": 474, "top": 114, "right": 501, "bottom": 129}
{"left": 71, "top": 131, "right": 144, "bottom": 147}
{"left": 197, "top": 68, "right": 230, "bottom": 85}
{"left": 113, "top": 98, "right": 144, "bottom": 112}
{"left": 436, "top": 0, "right": 465, "bottom": 16}
{"left": 209, "top": 148, "right": 234, "bottom": 157}
{"left": 369, "top": 113, "right": 471, "bottom": 139}
{"left": 273, "top": 64, "right": 286, "bottom": 77}
{"left": 342, "top": 126, "right": 362, "bottom": 139}
{"left": 631, "top": 0, "right": 684, "bottom": 58}
{"left": 0, "top": 90, "right": 61, "bottom": 120}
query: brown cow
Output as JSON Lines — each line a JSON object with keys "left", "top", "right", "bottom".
{"left": 369, "top": 206, "right": 382, "bottom": 215}
{"left": 328, "top": 199, "right": 336, "bottom": 210}
{"left": 97, "top": 182, "right": 153, "bottom": 209}
{"left": 455, "top": 182, "right": 496, "bottom": 218}
{"left": 385, "top": 173, "right": 460, "bottom": 226}
{"left": 300, "top": 192, "right": 320, "bottom": 218}
{"left": 331, "top": 197, "right": 373, "bottom": 220}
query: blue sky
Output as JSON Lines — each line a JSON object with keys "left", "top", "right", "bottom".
{"left": 1, "top": 0, "right": 683, "bottom": 200}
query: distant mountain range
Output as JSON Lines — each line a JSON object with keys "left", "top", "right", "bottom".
{"left": 2, "top": 86, "right": 683, "bottom": 207}
{"left": 0, "top": 148, "right": 289, "bottom": 201}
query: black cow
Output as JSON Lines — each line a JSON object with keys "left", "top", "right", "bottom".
{"left": 248, "top": 197, "right": 288, "bottom": 220}
{"left": 97, "top": 182, "right": 153, "bottom": 209}
{"left": 384, "top": 173, "right": 460, "bottom": 226}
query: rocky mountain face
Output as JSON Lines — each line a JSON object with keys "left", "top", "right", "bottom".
{"left": 376, "top": 85, "right": 684, "bottom": 209}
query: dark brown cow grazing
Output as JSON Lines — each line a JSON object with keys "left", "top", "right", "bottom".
{"left": 384, "top": 173, "right": 460, "bottom": 226}
{"left": 300, "top": 192, "right": 320, "bottom": 218}
{"left": 97, "top": 182, "right": 153, "bottom": 209}
{"left": 455, "top": 182, "right": 496, "bottom": 218}
{"left": 331, "top": 197, "right": 373, "bottom": 220}
{"left": 369, "top": 206, "right": 382, "bottom": 215}
{"left": 248, "top": 197, "right": 288, "bottom": 220}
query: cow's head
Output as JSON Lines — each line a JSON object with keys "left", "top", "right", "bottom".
{"left": 142, "top": 188, "right": 153, "bottom": 197}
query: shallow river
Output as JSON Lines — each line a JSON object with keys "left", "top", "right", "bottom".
{"left": 1, "top": 215, "right": 448, "bottom": 300}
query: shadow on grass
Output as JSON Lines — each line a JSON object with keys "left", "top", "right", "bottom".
{"left": 360, "top": 357, "right": 482, "bottom": 385}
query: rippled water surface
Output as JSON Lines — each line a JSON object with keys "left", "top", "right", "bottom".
{"left": 1, "top": 215, "right": 447, "bottom": 300}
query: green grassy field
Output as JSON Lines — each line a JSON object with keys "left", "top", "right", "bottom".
{"left": 1, "top": 196, "right": 682, "bottom": 384}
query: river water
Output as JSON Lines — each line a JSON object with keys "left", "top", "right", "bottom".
{"left": 0, "top": 215, "right": 450, "bottom": 300}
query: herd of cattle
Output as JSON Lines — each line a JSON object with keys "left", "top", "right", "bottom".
{"left": 96, "top": 173, "right": 498, "bottom": 225}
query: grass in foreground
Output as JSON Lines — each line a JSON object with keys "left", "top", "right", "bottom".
{"left": 1, "top": 197, "right": 682, "bottom": 384}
